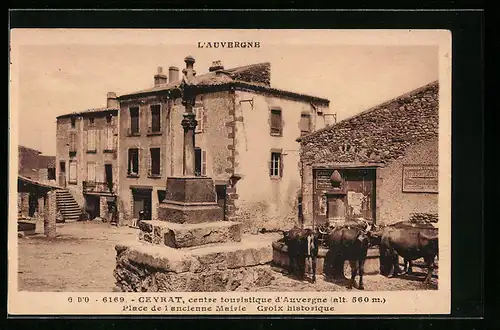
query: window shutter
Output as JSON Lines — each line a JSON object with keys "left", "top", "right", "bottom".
{"left": 201, "top": 150, "right": 207, "bottom": 176}
{"left": 279, "top": 153, "right": 284, "bottom": 178}
{"left": 138, "top": 148, "right": 141, "bottom": 175}
{"left": 268, "top": 158, "right": 273, "bottom": 177}
{"left": 113, "top": 128, "right": 118, "bottom": 150}
{"left": 128, "top": 149, "right": 132, "bottom": 174}
{"left": 147, "top": 148, "right": 152, "bottom": 176}
{"left": 69, "top": 161, "right": 77, "bottom": 182}
{"left": 159, "top": 148, "right": 163, "bottom": 176}
{"left": 200, "top": 107, "right": 205, "bottom": 131}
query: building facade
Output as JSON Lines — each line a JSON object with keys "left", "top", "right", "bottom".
{"left": 298, "top": 81, "right": 439, "bottom": 227}
{"left": 17, "top": 145, "right": 56, "bottom": 218}
{"left": 117, "top": 60, "right": 333, "bottom": 232}
{"left": 55, "top": 93, "right": 119, "bottom": 220}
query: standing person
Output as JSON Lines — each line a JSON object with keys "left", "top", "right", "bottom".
{"left": 110, "top": 204, "right": 118, "bottom": 226}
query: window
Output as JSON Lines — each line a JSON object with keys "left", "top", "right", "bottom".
{"left": 69, "top": 161, "right": 77, "bottom": 184}
{"left": 300, "top": 113, "right": 312, "bottom": 136}
{"left": 105, "top": 127, "right": 114, "bottom": 151}
{"left": 47, "top": 168, "right": 56, "bottom": 180}
{"left": 150, "top": 105, "right": 161, "bottom": 133}
{"left": 130, "top": 107, "right": 140, "bottom": 135}
{"left": 195, "top": 148, "right": 207, "bottom": 176}
{"left": 269, "top": 151, "right": 283, "bottom": 178}
{"left": 69, "top": 132, "right": 77, "bottom": 153}
{"left": 194, "top": 107, "right": 205, "bottom": 133}
{"left": 270, "top": 108, "right": 282, "bottom": 136}
{"left": 128, "top": 148, "right": 139, "bottom": 176}
{"left": 71, "top": 117, "right": 76, "bottom": 128}
{"left": 106, "top": 115, "right": 112, "bottom": 125}
{"left": 87, "top": 129, "right": 97, "bottom": 152}
{"left": 89, "top": 117, "right": 95, "bottom": 127}
{"left": 87, "top": 162, "right": 96, "bottom": 184}
{"left": 148, "top": 148, "right": 161, "bottom": 177}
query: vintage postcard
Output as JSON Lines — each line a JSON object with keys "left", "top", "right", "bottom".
{"left": 9, "top": 29, "right": 451, "bottom": 315}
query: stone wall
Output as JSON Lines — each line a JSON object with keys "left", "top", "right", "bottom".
{"left": 114, "top": 242, "right": 275, "bottom": 292}
{"left": 300, "top": 81, "right": 439, "bottom": 166}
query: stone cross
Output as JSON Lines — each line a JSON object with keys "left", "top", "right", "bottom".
{"left": 180, "top": 55, "right": 198, "bottom": 176}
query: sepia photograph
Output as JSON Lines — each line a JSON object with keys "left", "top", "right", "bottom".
{"left": 9, "top": 29, "right": 451, "bottom": 315}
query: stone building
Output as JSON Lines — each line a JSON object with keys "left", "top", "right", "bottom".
{"left": 55, "top": 93, "right": 119, "bottom": 220}
{"left": 117, "top": 60, "right": 333, "bottom": 232}
{"left": 17, "top": 145, "right": 56, "bottom": 218}
{"left": 298, "top": 81, "right": 439, "bottom": 227}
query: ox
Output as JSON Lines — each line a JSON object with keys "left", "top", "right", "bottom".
{"left": 283, "top": 226, "right": 319, "bottom": 283}
{"left": 376, "top": 223, "right": 438, "bottom": 284}
{"left": 324, "top": 222, "right": 373, "bottom": 290}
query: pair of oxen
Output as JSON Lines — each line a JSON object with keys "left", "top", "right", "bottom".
{"left": 281, "top": 219, "right": 439, "bottom": 290}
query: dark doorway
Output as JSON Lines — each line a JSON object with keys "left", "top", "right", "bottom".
{"left": 85, "top": 195, "right": 100, "bottom": 220}
{"left": 132, "top": 189, "right": 152, "bottom": 220}
{"left": 28, "top": 193, "right": 37, "bottom": 217}
{"left": 105, "top": 164, "right": 113, "bottom": 192}
{"left": 59, "top": 161, "right": 66, "bottom": 187}
{"left": 215, "top": 185, "right": 226, "bottom": 221}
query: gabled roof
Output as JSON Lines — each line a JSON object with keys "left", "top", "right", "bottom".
{"left": 18, "top": 145, "right": 41, "bottom": 155}
{"left": 57, "top": 107, "right": 119, "bottom": 119}
{"left": 119, "top": 62, "right": 330, "bottom": 105}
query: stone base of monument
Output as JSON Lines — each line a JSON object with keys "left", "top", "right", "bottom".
{"left": 271, "top": 241, "right": 380, "bottom": 276}
{"left": 113, "top": 233, "right": 282, "bottom": 292}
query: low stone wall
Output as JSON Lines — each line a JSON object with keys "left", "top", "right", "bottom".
{"left": 271, "top": 241, "right": 380, "bottom": 276}
{"left": 114, "top": 234, "right": 281, "bottom": 292}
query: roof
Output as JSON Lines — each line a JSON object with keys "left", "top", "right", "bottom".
{"left": 18, "top": 145, "right": 41, "bottom": 155}
{"left": 119, "top": 62, "right": 330, "bottom": 105}
{"left": 299, "top": 80, "right": 439, "bottom": 165}
{"left": 38, "top": 155, "right": 56, "bottom": 169}
{"left": 18, "top": 175, "right": 60, "bottom": 190}
{"left": 300, "top": 80, "right": 439, "bottom": 142}
{"left": 57, "top": 107, "right": 119, "bottom": 119}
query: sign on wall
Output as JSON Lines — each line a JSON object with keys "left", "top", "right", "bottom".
{"left": 402, "top": 165, "right": 439, "bottom": 193}
{"left": 315, "top": 169, "right": 334, "bottom": 190}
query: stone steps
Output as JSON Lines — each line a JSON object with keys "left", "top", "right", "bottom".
{"left": 55, "top": 189, "right": 82, "bottom": 222}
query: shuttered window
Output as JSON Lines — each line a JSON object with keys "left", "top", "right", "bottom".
{"left": 270, "top": 108, "right": 282, "bottom": 136}
{"left": 300, "top": 113, "right": 312, "bottom": 136}
{"left": 150, "top": 105, "right": 161, "bottom": 133}
{"left": 69, "top": 161, "right": 77, "bottom": 184}
{"left": 195, "top": 107, "right": 204, "bottom": 133}
{"left": 69, "top": 132, "right": 77, "bottom": 152}
{"left": 87, "top": 129, "right": 96, "bottom": 152}
{"left": 128, "top": 148, "right": 139, "bottom": 176}
{"left": 106, "top": 127, "right": 114, "bottom": 150}
{"left": 130, "top": 107, "right": 139, "bottom": 135}
{"left": 87, "top": 162, "right": 96, "bottom": 183}
{"left": 149, "top": 148, "right": 161, "bottom": 177}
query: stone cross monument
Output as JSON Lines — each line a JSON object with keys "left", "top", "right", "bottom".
{"left": 139, "top": 56, "right": 242, "bottom": 248}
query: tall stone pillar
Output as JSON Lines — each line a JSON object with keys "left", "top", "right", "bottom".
{"left": 181, "top": 55, "right": 197, "bottom": 176}
{"left": 44, "top": 190, "right": 57, "bottom": 238}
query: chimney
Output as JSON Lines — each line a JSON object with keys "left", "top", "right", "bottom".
{"left": 154, "top": 66, "right": 168, "bottom": 86}
{"left": 209, "top": 60, "right": 224, "bottom": 72}
{"left": 168, "top": 66, "right": 180, "bottom": 82}
{"left": 106, "top": 92, "right": 119, "bottom": 108}
{"left": 183, "top": 55, "right": 196, "bottom": 79}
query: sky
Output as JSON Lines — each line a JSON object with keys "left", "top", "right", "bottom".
{"left": 11, "top": 29, "right": 441, "bottom": 156}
